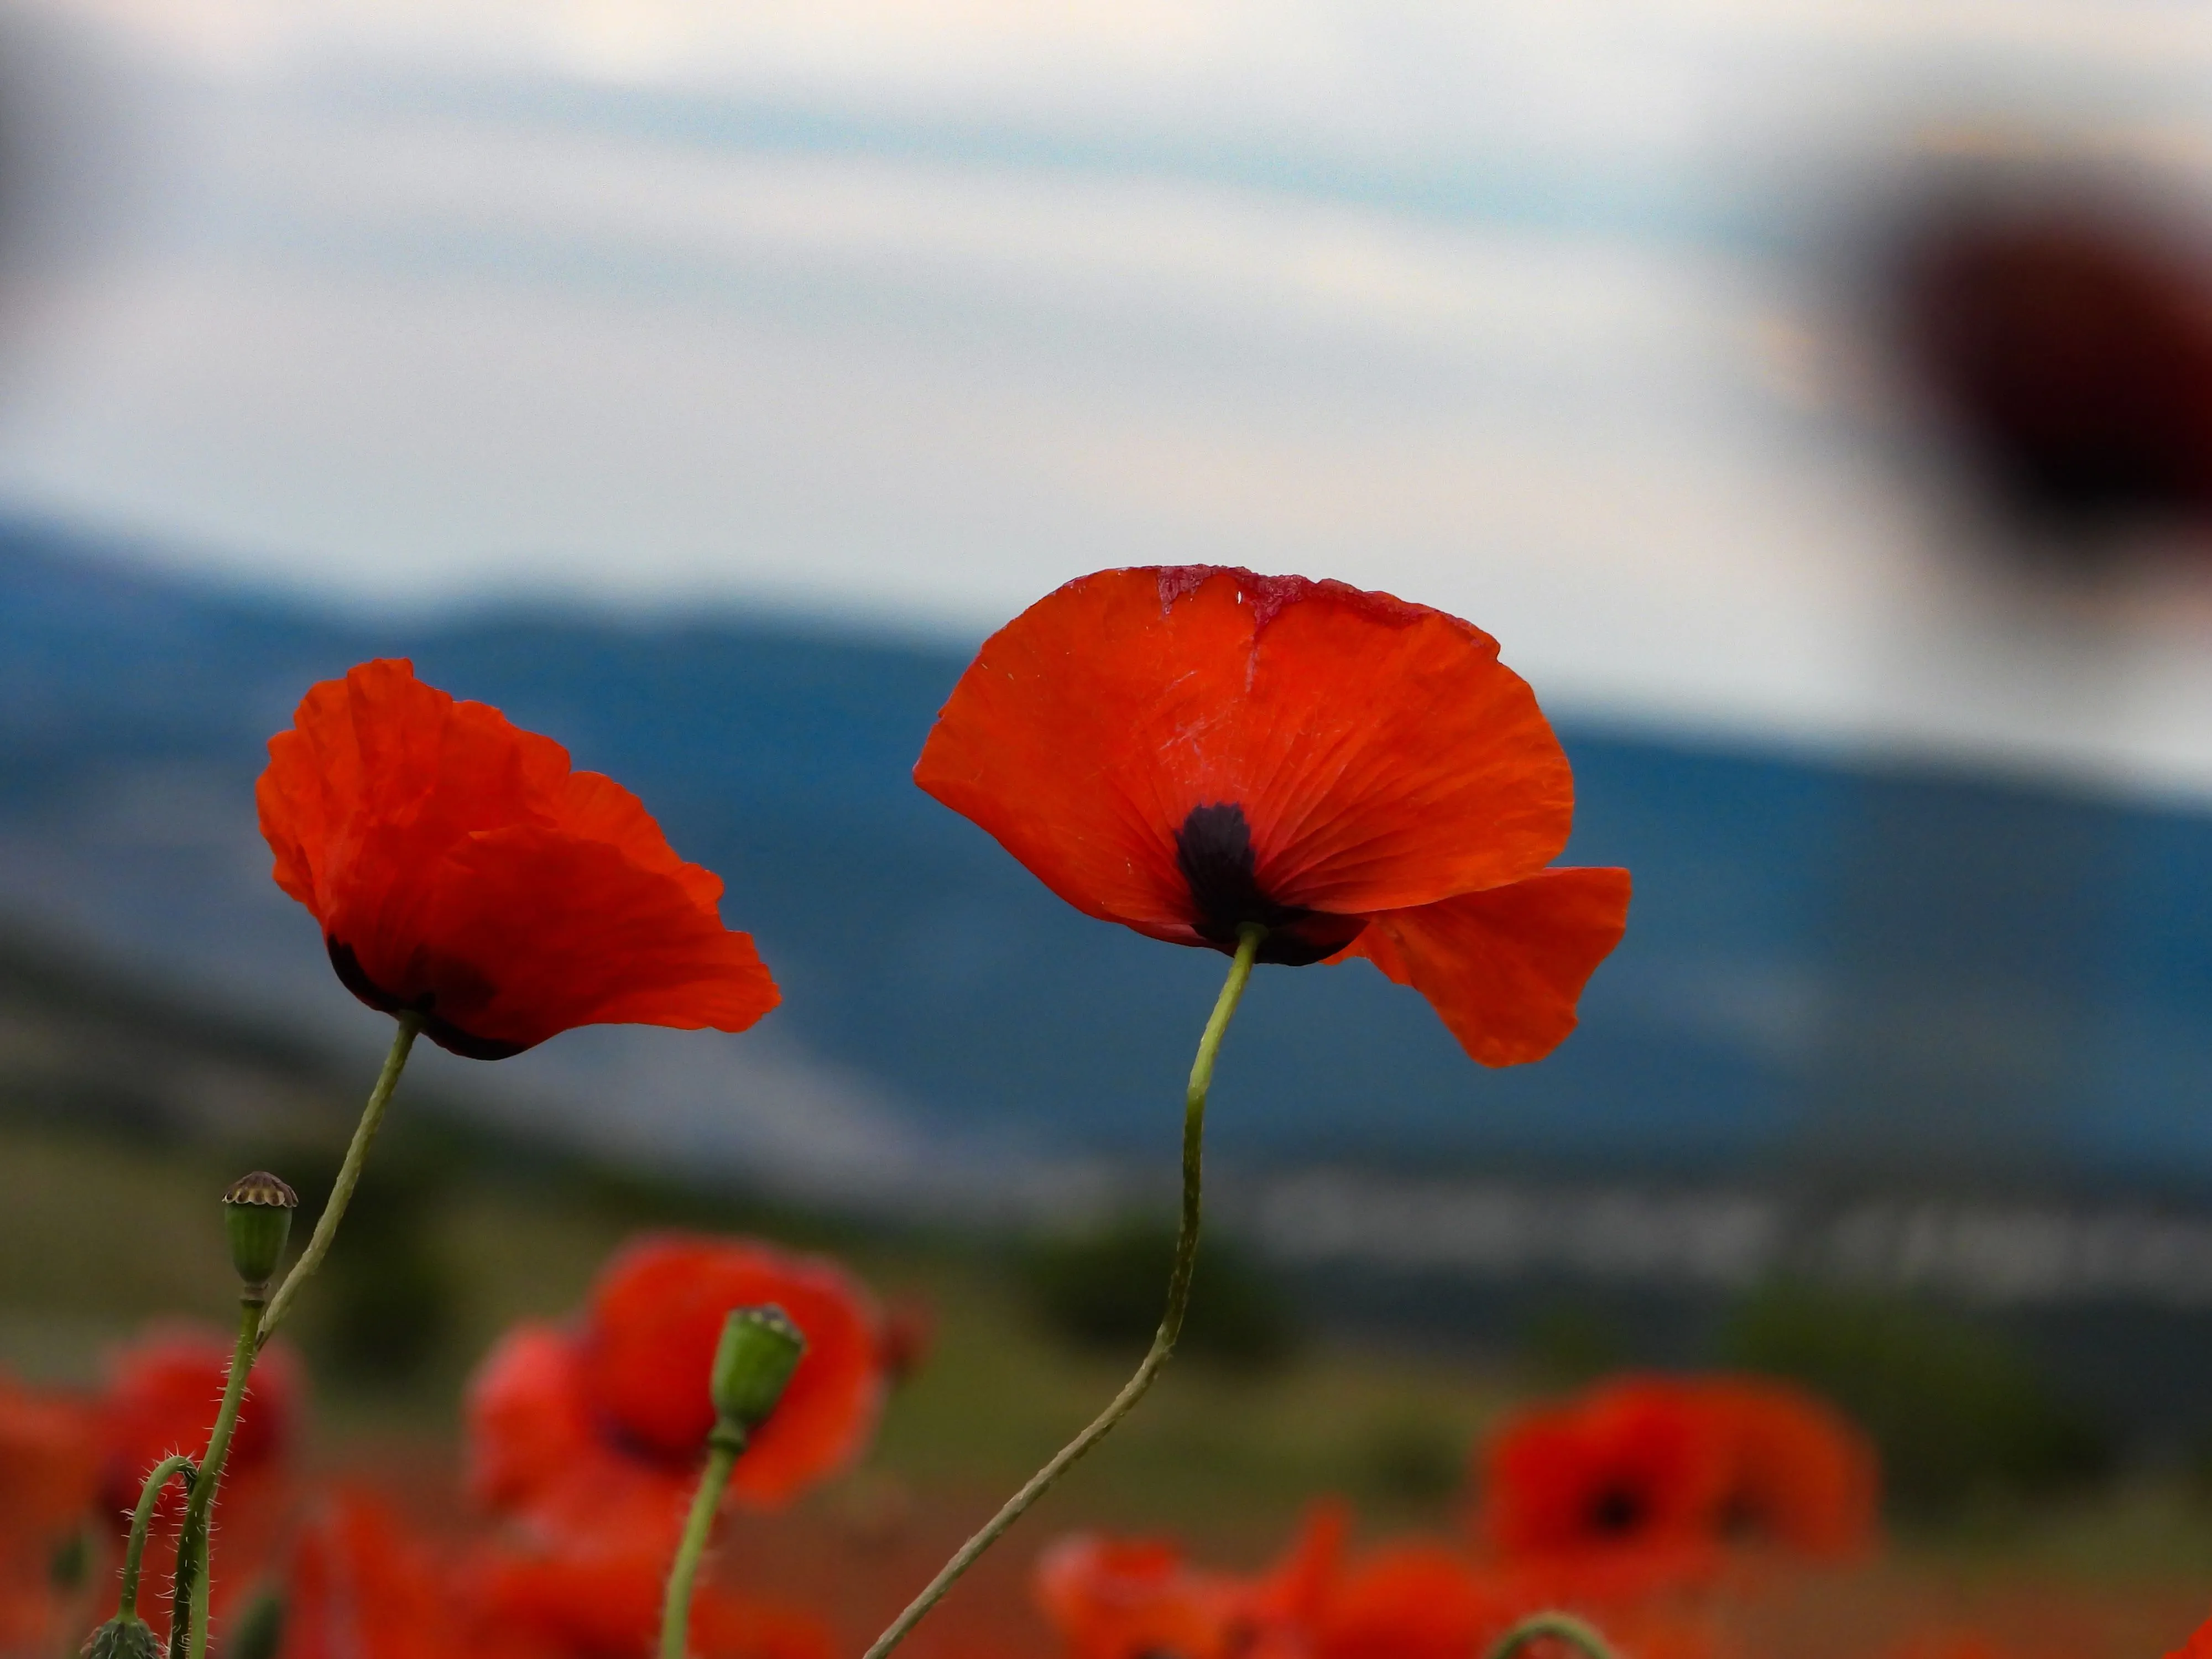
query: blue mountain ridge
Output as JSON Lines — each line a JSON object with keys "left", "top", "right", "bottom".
{"left": 6, "top": 518, "right": 2212, "bottom": 1196}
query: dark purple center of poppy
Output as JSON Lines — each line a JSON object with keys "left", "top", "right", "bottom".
{"left": 1585, "top": 1483, "right": 1647, "bottom": 1537}
{"left": 1174, "top": 803, "right": 1363, "bottom": 967}
{"left": 326, "top": 938, "right": 526, "bottom": 1062}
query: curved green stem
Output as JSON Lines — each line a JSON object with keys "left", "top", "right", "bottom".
{"left": 171, "top": 1298, "right": 263, "bottom": 1659}
{"left": 859, "top": 923, "right": 1266, "bottom": 1659}
{"left": 660, "top": 1428, "right": 745, "bottom": 1659}
{"left": 260, "top": 1013, "right": 419, "bottom": 1343}
{"left": 1483, "top": 1613, "right": 1620, "bottom": 1659}
{"left": 116, "top": 1455, "right": 194, "bottom": 1623}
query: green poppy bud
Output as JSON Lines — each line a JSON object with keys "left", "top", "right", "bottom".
{"left": 80, "top": 1617, "right": 159, "bottom": 1659}
{"left": 709, "top": 1304, "right": 805, "bottom": 1434}
{"left": 222, "top": 1172, "right": 298, "bottom": 1294}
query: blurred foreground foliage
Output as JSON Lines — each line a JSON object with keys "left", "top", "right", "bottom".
{"left": 1726, "top": 1280, "right": 2113, "bottom": 1515}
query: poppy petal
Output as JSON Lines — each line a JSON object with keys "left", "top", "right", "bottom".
{"left": 559, "top": 770, "right": 728, "bottom": 913}
{"left": 580, "top": 1236, "right": 887, "bottom": 1509}
{"left": 258, "top": 659, "right": 566, "bottom": 918}
{"left": 465, "top": 1323, "right": 598, "bottom": 1515}
{"left": 287, "top": 1493, "right": 468, "bottom": 1659}
{"left": 371, "top": 824, "right": 779, "bottom": 1054}
{"left": 917, "top": 568, "right": 1574, "bottom": 947}
{"left": 1340, "top": 867, "right": 1630, "bottom": 1067}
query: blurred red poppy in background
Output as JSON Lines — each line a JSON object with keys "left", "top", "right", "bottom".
{"left": 2169, "top": 1612, "right": 2212, "bottom": 1659}
{"left": 1476, "top": 1373, "right": 1879, "bottom": 1578}
{"left": 1699, "top": 1377, "right": 1878, "bottom": 1559}
{"left": 467, "top": 1234, "right": 888, "bottom": 1545}
{"left": 1034, "top": 1503, "right": 1728, "bottom": 1659}
{"left": 915, "top": 566, "right": 1628, "bottom": 1066}
{"left": 1311, "top": 1541, "right": 1506, "bottom": 1659}
{"left": 283, "top": 1491, "right": 469, "bottom": 1659}
{"left": 96, "top": 1323, "right": 302, "bottom": 1516}
{"left": 461, "top": 1533, "right": 837, "bottom": 1659}
{"left": 0, "top": 1375, "right": 97, "bottom": 1653}
{"left": 1034, "top": 1536, "right": 1232, "bottom": 1659}
{"left": 93, "top": 1324, "right": 305, "bottom": 1642}
{"left": 1478, "top": 1377, "right": 1727, "bottom": 1567}
{"left": 1037, "top": 1503, "right": 1343, "bottom": 1659}
{"left": 258, "top": 658, "right": 779, "bottom": 1059}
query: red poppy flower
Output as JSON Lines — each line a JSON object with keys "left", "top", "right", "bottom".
{"left": 0, "top": 1374, "right": 98, "bottom": 1653}
{"left": 96, "top": 1323, "right": 302, "bottom": 1516}
{"left": 1695, "top": 1377, "right": 1878, "bottom": 1559}
{"left": 92, "top": 1324, "right": 305, "bottom": 1641}
{"left": 258, "top": 658, "right": 778, "bottom": 1059}
{"left": 1476, "top": 1377, "right": 1728, "bottom": 1566}
{"left": 461, "top": 1533, "right": 837, "bottom": 1659}
{"left": 2172, "top": 1615, "right": 2212, "bottom": 1659}
{"left": 284, "top": 1491, "right": 469, "bottom": 1659}
{"left": 1034, "top": 1536, "right": 1230, "bottom": 1659}
{"left": 914, "top": 567, "right": 1628, "bottom": 1066}
{"left": 467, "top": 1234, "right": 886, "bottom": 1538}
{"left": 1037, "top": 1504, "right": 1345, "bottom": 1659}
{"left": 1312, "top": 1541, "right": 1509, "bottom": 1659}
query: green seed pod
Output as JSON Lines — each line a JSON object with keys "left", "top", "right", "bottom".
{"left": 222, "top": 1172, "right": 298, "bottom": 1293}
{"left": 80, "top": 1616, "right": 160, "bottom": 1659}
{"left": 708, "top": 1304, "right": 806, "bottom": 1433}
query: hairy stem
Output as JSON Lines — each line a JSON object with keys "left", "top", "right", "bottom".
{"left": 116, "top": 1455, "right": 194, "bottom": 1624}
{"left": 260, "top": 1013, "right": 420, "bottom": 1343}
{"left": 1484, "top": 1613, "right": 1621, "bottom": 1659}
{"left": 659, "top": 1430, "right": 745, "bottom": 1659}
{"left": 859, "top": 923, "right": 1266, "bottom": 1659}
{"left": 171, "top": 1298, "right": 262, "bottom": 1659}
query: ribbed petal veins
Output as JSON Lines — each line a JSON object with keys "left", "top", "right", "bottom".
{"left": 258, "top": 658, "right": 778, "bottom": 1058}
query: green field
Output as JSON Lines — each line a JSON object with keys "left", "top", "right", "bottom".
{"left": 9, "top": 1103, "right": 2212, "bottom": 1594}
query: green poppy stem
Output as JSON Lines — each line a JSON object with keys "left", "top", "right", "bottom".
{"left": 164, "top": 1013, "right": 420, "bottom": 1658}
{"left": 115, "top": 1455, "right": 194, "bottom": 1625}
{"left": 659, "top": 1428, "right": 745, "bottom": 1659}
{"left": 171, "top": 1297, "right": 263, "bottom": 1659}
{"left": 259, "top": 1012, "right": 420, "bottom": 1344}
{"left": 1483, "top": 1613, "right": 1621, "bottom": 1659}
{"left": 858, "top": 922, "right": 1266, "bottom": 1659}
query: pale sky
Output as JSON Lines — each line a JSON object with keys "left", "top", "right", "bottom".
{"left": 10, "top": 0, "right": 2212, "bottom": 792}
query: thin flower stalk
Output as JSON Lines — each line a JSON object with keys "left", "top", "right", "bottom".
{"left": 114, "top": 1454, "right": 194, "bottom": 1626}
{"left": 659, "top": 1426, "right": 746, "bottom": 1659}
{"left": 162, "top": 1017, "right": 418, "bottom": 1656}
{"left": 259, "top": 1014, "right": 420, "bottom": 1344}
{"left": 861, "top": 922, "right": 1265, "bottom": 1659}
{"left": 170, "top": 1299, "right": 263, "bottom": 1659}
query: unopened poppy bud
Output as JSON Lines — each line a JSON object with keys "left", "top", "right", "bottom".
{"left": 80, "top": 1617, "right": 159, "bottom": 1659}
{"left": 709, "top": 1304, "right": 805, "bottom": 1434}
{"left": 222, "top": 1172, "right": 298, "bottom": 1293}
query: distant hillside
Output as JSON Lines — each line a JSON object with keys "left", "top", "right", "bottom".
{"left": 6, "top": 518, "right": 2212, "bottom": 1201}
